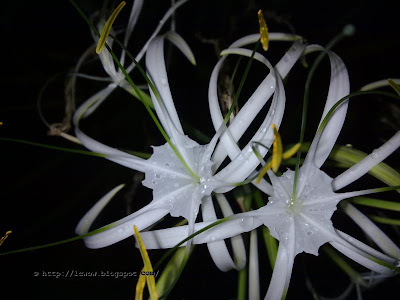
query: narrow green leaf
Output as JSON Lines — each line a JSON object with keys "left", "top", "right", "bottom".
{"left": 369, "top": 215, "right": 400, "bottom": 226}
{"left": 237, "top": 264, "right": 247, "bottom": 300}
{"left": 351, "top": 197, "right": 400, "bottom": 212}
{"left": 0, "top": 223, "right": 115, "bottom": 256}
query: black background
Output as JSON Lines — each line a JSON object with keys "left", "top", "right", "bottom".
{"left": 1, "top": 0, "right": 399, "bottom": 299}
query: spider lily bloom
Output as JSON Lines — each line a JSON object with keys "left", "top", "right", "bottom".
{"left": 73, "top": 32, "right": 306, "bottom": 260}
{"left": 139, "top": 45, "right": 400, "bottom": 298}
{"left": 71, "top": 0, "right": 190, "bottom": 119}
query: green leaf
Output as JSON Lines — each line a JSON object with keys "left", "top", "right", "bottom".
{"left": 351, "top": 197, "right": 400, "bottom": 212}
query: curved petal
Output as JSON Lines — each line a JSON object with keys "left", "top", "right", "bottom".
{"left": 249, "top": 229, "right": 260, "bottom": 300}
{"left": 210, "top": 40, "right": 306, "bottom": 170}
{"left": 264, "top": 243, "right": 290, "bottom": 300}
{"left": 212, "top": 51, "right": 286, "bottom": 185}
{"left": 330, "top": 241, "right": 395, "bottom": 275}
{"left": 76, "top": 184, "right": 125, "bottom": 235}
{"left": 125, "top": 0, "right": 189, "bottom": 73}
{"left": 82, "top": 207, "right": 170, "bottom": 249}
{"left": 332, "top": 130, "right": 400, "bottom": 191}
{"left": 297, "top": 47, "right": 350, "bottom": 195}
{"left": 75, "top": 127, "right": 149, "bottom": 173}
{"left": 340, "top": 202, "right": 400, "bottom": 258}
{"left": 139, "top": 214, "right": 263, "bottom": 249}
{"left": 201, "top": 195, "right": 246, "bottom": 271}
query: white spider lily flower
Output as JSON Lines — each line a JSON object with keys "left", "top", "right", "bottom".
{"left": 73, "top": 32, "right": 306, "bottom": 268}
{"left": 138, "top": 45, "right": 400, "bottom": 299}
{"left": 75, "top": 0, "right": 191, "bottom": 118}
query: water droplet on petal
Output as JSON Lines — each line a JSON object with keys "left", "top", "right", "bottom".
{"left": 161, "top": 78, "right": 167, "bottom": 86}
{"left": 394, "top": 260, "right": 400, "bottom": 268}
{"left": 210, "top": 236, "right": 216, "bottom": 242}
{"left": 155, "top": 173, "right": 162, "bottom": 179}
{"left": 118, "top": 228, "right": 124, "bottom": 234}
{"left": 152, "top": 180, "right": 157, "bottom": 185}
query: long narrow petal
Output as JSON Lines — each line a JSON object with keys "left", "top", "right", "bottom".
{"left": 330, "top": 242, "right": 395, "bottom": 275}
{"left": 210, "top": 40, "right": 306, "bottom": 169}
{"left": 125, "top": 0, "right": 189, "bottom": 74}
{"left": 165, "top": 31, "right": 196, "bottom": 65}
{"left": 249, "top": 229, "right": 260, "bottom": 300}
{"left": 140, "top": 214, "right": 263, "bottom": 249}
{"left": 332, "top": 130, "right": 400, "bottom": 191}
{"left": 75, "top": 127, "right": 149, "bottom": 173}
{"left": 76, "top": 184, "right": 125, "bottom": 235}
{"left": 297, "top": 47, "right": 350, "bottom": 195}
{"left": 201, "top": 195, "right": 246, "bottom": 271}
{"left": 146, "top": 36, "right": 184, "bottom": 134}
{"left": 213, "top": 51, "right": 286, "bottom": 185}
{"left": 264, "top": 243, "right": 289, "bottom": 300}
{"left": 340, "top": 202, "right": 400, "bottom": 258}
{"left": 82, "top": 207, "right": 169, "bottom": 249}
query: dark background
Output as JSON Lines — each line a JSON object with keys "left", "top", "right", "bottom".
{"left": 1, "top": 0, "right": 399, "bottom": 299}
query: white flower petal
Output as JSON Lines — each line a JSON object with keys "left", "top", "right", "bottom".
{"left": 125, "top": 0, "right": 189, "bottom": 74}
{"left": 146, "top": 36, "right": 184, "bottom": 134}
{"left": 140, "top": 215, "right": 262, "bottom": 249}
{"left": 313, "top": 49, "right": 350, "bottom": 168}
{"left": 82, "top": 207, "right": 169, "bottom": 249}
{"left": 165, "top": 31, "right": 196, "bottom": 65}
{"left": 264, "top": 243, "right": 291, "bottom": 300}
{"left": 330, "top": 241, "right": 395, "bottom": 275}
{"left": 335, "top": 230, "right": 396, "bottom": 264}
{"left": 249, "top": 229, "right": 260, "bottom": 300}
{"left": 201, "top": 195, "right": 246, "bottom": 271}
{"left": 332, "top": 130, "right": 400, "bottom": 191}
{"left": 75, "top": 127, "right": 149, "bottom": 173}
{"left": 74, "top": 84, "right": 117, "bottom": 121}
{"left": 210, "top": 41, "right": 306, "bottom": 170}
{"left": 76, "top": 184, "right": 125, "bottom": 235}
{"left": 340, "top": 202, "right": 400, "bottom": 259}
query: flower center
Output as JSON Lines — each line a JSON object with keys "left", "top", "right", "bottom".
{"left": 261, "top": 166, "right": 338, "bottom": 256}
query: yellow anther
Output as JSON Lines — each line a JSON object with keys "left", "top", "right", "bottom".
{"left": 96, "top": 1, "right": 126, "bottom": 54}
{"left": 282, "top": 143, "right": 301, "bottom": 160}
{"left": 258, "top": 10, "right": 269, "bottom": 51}
{"left": 256, "top": 126, "right": 302, "bottom": 184}
{"left": 134, "top": 225, "right": 158, "bottom": 300}
{"left": 0, "top": 230, "right": 12, "bottom": 246}
{"left": 271, "top": 123, "right": 283, "bottom": 172}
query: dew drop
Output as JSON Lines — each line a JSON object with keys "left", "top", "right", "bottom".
{"left": 394, "top": 260, "right": 400, "bottom": 268}
{"left": 161, "top": 78, "right": 167, "bottom": 86}
{"left": 270, "top": 85, "right": 274, "bottom": 89}
{"left": 164, "top": 162, "right": 170, "bottom": 167}
{"left": 118, "top": 228, "right": 125, "bottom": 234}
{"left": 174, "top": 183, "right": 179, "bottom": 188}
{"left": 237, "top": 154, "right": 244, "bottom": 161}
{"left": 152, "top": 180, "right": 157, "bottom": 185}
{"left": 210, "top": 236, "right": 216, "bottom": 242}
{"left": 155, "top": 173, "right": 162, "bottom": 179}
{"left": 283, "top": 54, "right": 289, "bottom": 62}
{"left": 259, "top": 126, "right": 267, "bottom": 133}
{"left": 307, "top": 231, "right": 312, "bottom": 236}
